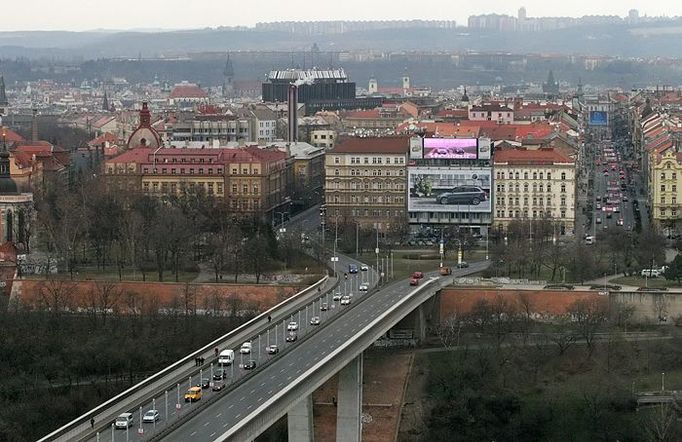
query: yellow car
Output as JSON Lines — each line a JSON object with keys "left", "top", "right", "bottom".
{"left": 184, "top": 386, "right": 202, "bottom": 402}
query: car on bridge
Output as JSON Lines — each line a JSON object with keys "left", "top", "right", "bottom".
{"left": 320, "top": 302, "right": 328, "bottom": 311}
{"left": 184, "top": 387, "right": 202, "bottom": 402}
{"left": 310, "top": 316, "right": 321, "bottom": 325}
{"left": 333, "top": 292, "right": 342, "bottom": 301}
{"left": 218, "top": 349, "right": 234, "bottom": 366}
{"left": 412, "top": 271, "right": 424, "bottom": 279}
{"left": 348, "top": 264, "right": 358, "bottom": 273}
{"left": 266, "top": 344, "right": 279, "bottom": 354}
{"left": 287, "top": 321, "right": 299, "bottom": 331}
{"left": 212, "top": 381, "right": 225, "bottom": 392}
{"left": 409, "top": 277, "right": 419, "bottom": 286}
{"left": 142, "top": 410, "right": 160, "bottom": 423}
{"left": 286, "top": 332, "right": 298, "bottom": 342}
{"left": 241, "top": 360, "right": 257, "bottom": 370}
{"left": 359, "top": 283, "right": 369, "bottom": 291}
{"left": 115, "top": 413, "right": 134, "bottom": 429}
{"left": 340, "top": 295, "right": 351, "bottom": 305}
{"left": 360, "top": 264, "right": 369, "bottom": 271}
{"left": 213, "top": 369, "right": 226, "bottom": 380}
{"left": 198, "top": 378, "right": 211, "bottom": 389}
{"left": 240, "top": 342, "right": 252, "bottom": 354}
{"left": 456, "top": 262, "right": 469, "bottom": 268}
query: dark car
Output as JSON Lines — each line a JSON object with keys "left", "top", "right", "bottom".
{"left": 198, "top": 378, "right": 211, "bottom": 389}
{"left": 211, "top": 381, "right": 225, "bottom": 391}
{"left": 213, "top": 369, "right": 226, "bottom": 381}
{"left": 286, "top": 332, "right": 298, "bottom": 342}
{"left": 437, "top": 186, "right": 487, "bottom": 205}
{"left": 242, "top": 360, "right": 257, "bottom": 370}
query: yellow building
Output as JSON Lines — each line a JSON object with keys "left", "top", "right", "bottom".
{"left": 651, "top": 149, "right": 682, "bottom": 235}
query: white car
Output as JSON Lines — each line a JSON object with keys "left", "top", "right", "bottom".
{"left": 332, "top": 292, "right": 342, "bottom": 301}
{"left": 340, "top": 296, "right": 351, "bottom": 305}
{"left": 310, "top": 316, "right": 321, "bottom": 325}
{"left": 359, "top": 283, "right": 369, "bottom": 292}
{"left": 360, "top": 264, "right": 369, "bottom": 271}
{"left": 266, "top": 344, "right": 279, "bottom": 355}
{"left": 287, "top": 321, "right": 299, "bottom": 331}
{"left": 239, "top": 342, "right": 252, "bottom": 354}
{"left": 115, "top": 413, "right": 134, "bottom": 429}
{"left": 142, "top": 410, "right": 160, "bottom": 423}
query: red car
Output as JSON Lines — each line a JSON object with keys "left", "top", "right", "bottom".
{"left": 412, "top": 271, "right": 424, "bottom": 279}
{"left": 410, "top": 278, "right": 419, "bottom": 286}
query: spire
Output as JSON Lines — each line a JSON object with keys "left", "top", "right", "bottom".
{"left": 223, "top": 53, "right": 234, "bottom": 98}
{"left": 31, "top": 108, "right": 38, "bottom": 142}
{"left": 0, "top": 76, "right": 8, "bottom": 107}
{"left": 0, "top": 127, "right": 18, "bottom": 194}
{"left": 462, "top": 86, "right": 469, "bottom": 102}
{"left": 139, "top": 102, "right": 151, "bottom": 128}
{"left": 102, "top": 91, "right": 109, "bottom": 112}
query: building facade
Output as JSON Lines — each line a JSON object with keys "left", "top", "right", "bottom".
{"left": 493, "top": 147, "right": 576, "bottom": 235}
{"left": 324, "top": 136, "right": 408, "bottom": 229}
{"left": 651, "top": 150, "right": 682, "bottom": 235}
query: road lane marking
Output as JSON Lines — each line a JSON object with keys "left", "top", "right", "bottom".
{"left": 223, "top": 423, "right": 229, "bottom": 428}
{"left": 228, "top": 404, "right": 234, "bottom": 409}
{"left": 268, "top": 390, "right": 273, "bottom": 395}
{"left": 210, "top": 432, "right": 216, "bottom": 438}
{"left": 236, "top": 413, "right": 241, "bottom": 419}
{"left": 216, "top": 412, "right": 222, "bottom": 418}
{"left": 191, "top": 431, "right": 197, "bottom": 436}
{"left": 204, "top": 422, "right": 210, "bottom": 427}
{"left": 240, "top": 396, "right": 245, "bottom": 401}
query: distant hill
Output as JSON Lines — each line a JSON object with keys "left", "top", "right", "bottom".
{"left": 1, "top": 23, "right": 682, "bottom": 59}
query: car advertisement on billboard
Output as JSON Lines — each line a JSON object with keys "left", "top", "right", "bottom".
{"left": 589, "top": 111, "right": 608, "bottom": 126}
{"left": 408, "top": 167, "right": 492, "bottom": 213}
{"left": 423, "top": 138, "right": 478, "bottom": 160}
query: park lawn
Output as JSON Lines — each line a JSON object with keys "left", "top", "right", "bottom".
{"left": 612, "top": 275, "right": 682, "bottom": 288}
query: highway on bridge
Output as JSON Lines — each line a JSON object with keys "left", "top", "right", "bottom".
{"left": 157, "top": 261, "right": 488, "bottom": 441}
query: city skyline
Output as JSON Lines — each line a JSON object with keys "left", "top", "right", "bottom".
{"left": 1, "top": 0, "right": 680, "bottom": 32}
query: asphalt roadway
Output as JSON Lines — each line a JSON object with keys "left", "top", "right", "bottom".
{"left": 158, "top": 261, "right": 488, "bottom": 441}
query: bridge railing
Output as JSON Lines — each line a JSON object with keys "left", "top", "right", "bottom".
{"left": 38, "top": 275, "right": 330, "bottom": 442}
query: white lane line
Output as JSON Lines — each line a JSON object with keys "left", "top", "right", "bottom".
{"left": 247, "top": 404, "right": 253, "bottom": 410}
{"left": 210, "top": 432, "right": 216, "bottom": 438}
{"left": 204, "top": 422, "right": 210, "bottom": 427}
{"left": 236, "top": 413, "right": 241, "bottom": 419}
{"left": 287, "top": 376, "right": 292, "bottom": 381}
{"left": 223, "top": 423, "right": 229, "bottom": 428}
{"left": 258, "top": 397, "right": 264, "bottom": 402}
{"left": 268, "top": 390, "right": 273, "bottom": 395}
{"left": 228, "top": 404, "right": 234, "bottom": 409}
{"left": 260, "top": 382, "right": 266, "bottom": 387}
{"left": 280, "top": 368, "right": 286, "bottom": 373}
{"left": 250, "top": 389, "right": 256, "bottom": 395}
{"left": 240, "top": 396, "right": 245, "bottom": 401}
{"left": 191, "top": 431, "right": 197, "bottom": 436}
{"left": 216, "top": 412, "right": 222, "bottom": 418}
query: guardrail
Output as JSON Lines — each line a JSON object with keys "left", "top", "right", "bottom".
{"left": 218, "top": 278, "right": 440, "bottom": 441}
{"left": 39, "top": 275, "right": 331, "bottom": 442}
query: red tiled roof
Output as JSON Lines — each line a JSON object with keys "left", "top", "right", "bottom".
{"left": 107, "top": 146, "right": 286, "bottom": 166}
{"left": 332, "top": 136, "right": 408, "bottom": 154}
{"left": 0, "top": 127, "right": 25, "bottom": 143}
{"left": 494, "top": 147, "right": 573, "bottom": 165}
{"left": 88, "top": 132, "right": 118, "bottom": 147}
{"left": 169, "top": 83, "right": 208, "bottom": 99}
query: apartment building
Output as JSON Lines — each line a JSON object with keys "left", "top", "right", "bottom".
{"left": 651, "top": 150, "right": 682, "bottom": 236}
{"left": 493, "top": 147, "right": 576, "bottom": 235}
{"left": 324, "top": 136, "right": 408, "bottom": 229}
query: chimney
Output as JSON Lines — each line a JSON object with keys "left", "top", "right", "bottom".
{"left": 287, "top": 84, "right": 298, "bottom": 143}
{"left": 31, "top": 108, "right": 38, "bottom": 142}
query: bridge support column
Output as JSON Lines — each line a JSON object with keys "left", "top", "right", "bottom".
{"left": 415, "top": 304, "right": 427, "bottom": 343}
{"left": 336, "top": 352, "right": 363, "bottom": 442}
{"left": 288, "top": 394, "right": 314, "bottom": 442}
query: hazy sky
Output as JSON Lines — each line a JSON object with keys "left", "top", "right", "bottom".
{"left": 3, "top": 0, "right": 682, "bottom": 31}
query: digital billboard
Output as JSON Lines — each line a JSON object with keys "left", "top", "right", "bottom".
{"left": 423, "top": 138, "right": 478, "bottom": 160}
{"left": 409, "top": 136, "right": 423, "bottom": 159}
{"left": 589, "top": 111, "right": 608, "bottom": 126}
{"left": 408, "top": 167, "right": 492, "bottom": 213}
{"left": 478, "top": 137, "right": 492, "bottom": 160}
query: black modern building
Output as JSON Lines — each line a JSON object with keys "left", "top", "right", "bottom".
{"left": 262, "top": 68, "right": 356, "bottom": 103}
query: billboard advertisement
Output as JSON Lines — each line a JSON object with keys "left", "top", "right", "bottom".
{"left": 589, "top": 111, "right": 608, "bottom": 126}
{"left": 478, "top": 137, "right": 492, "bottom": 160}
{"left": 408, "top": 167, "right": 492, "bottom": 213}
{"left": 409, "top": 136, "right": 423, "bottom": 159}
{"left": 423, "top": 138, "right": 478, "bottom": 160}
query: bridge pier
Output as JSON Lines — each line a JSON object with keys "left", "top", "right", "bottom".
{"left": 415, "top": 304, "right": 427, "bottom": 343}
{"left": 336, "top": 352, "right": 363, "bottom": 442}
{"left": 287, "top": 394, "right": 314, "bottom": 441}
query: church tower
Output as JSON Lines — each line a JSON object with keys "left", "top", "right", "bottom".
{"left": 222, "top": 53, "right": 234, "bottom": 98}
{"left": 368, "top": 76, "right": 378, "bottom": 95}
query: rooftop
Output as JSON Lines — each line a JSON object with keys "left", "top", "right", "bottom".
{"left": 493, "top": 147, "right": 574, "bottom": 165}
{"left": 331, "top": 136, "right": 409, "bottom": 154}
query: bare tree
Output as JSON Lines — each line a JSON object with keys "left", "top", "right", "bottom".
{"left": 36, "top": 278, "right": 76, "bottom": 316}
{"left": 549, "top": 314, "right": 577, "bottom": 355}
{"left": 568, "top": 298, "right": 608, "bottom": 356}
{"left": 643, "top": 402, "right": 680, "bottom": 442}
{"left": 90, "top": 281, "right": 122, "bottom": 326}
{"left": 652, "top": 294, "right": 670, "bottom": 323}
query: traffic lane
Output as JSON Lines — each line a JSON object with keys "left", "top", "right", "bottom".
{"left": 165, "top": 278, "right": 417, "bottom": 440}
{"left": 88, "top": 271, "right": 365, "bottom": 442}
{"left": 164, "top": 263, "right": 486, "bottom": 441}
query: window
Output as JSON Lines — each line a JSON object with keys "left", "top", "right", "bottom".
{"left": 661, "top": 185, "right": 666, "bottom": 191}
{"left": 334, "top": 157, "right": 340, "bottom": 164}
{"left": 532, "top": 172, "right": 537, "bottom": 180}
{"left": 335, "top": 169, "right": 340, "bottom": 176}
{"left": 243, "top": 184, "right": 248, "bottom": 194}
{"left": 560, "top": 210, "right": 566, "bottom": 218}
{"left": 674, "top": 185, "right": 678, "bottom": 192}
{"left": 217, "top": 183, "right": 223, "bottom": 194}
{"left": 207, "top": 183, "right": 214, "bottom": 195}
{"left": 253, "top": 185, "right": 259, "bottom": 194}
{"left": 524, "top": 172, "right": 528, "bottom": 179}
{"left": 199, "top": 168, "right": 204, "bottom": 174}
{"left": 661, "top": 172, "right": 666, "bottom": 180}
{"left": 523, "top": 183, "right": 529, "bottom": 192}
{"left": 561, "top": 172, "right": 566, "bottom": 180}
{"left": 674, "top": 173, "right": 678, "bottom": 180}
{"left": 661, "top": 196, "right": 666, "bottom": 204}
{"left": 539, "top": 172, "right": 544, "bottom": 179}
{"left": 243, "top": 168, "right": 248, "bottom": 174}
{"left": 547, "top": 173, "right": 552, "bottom": 180}
{"left": 171, "top": 168, "right": 176, "bottom": 174}
{"left": 561, "top": 184, "right": 566, "bottom": 193}
{"left": 515, "top": 172, "right": 520, "bottom": 180}
{"left": 561, "top": 197, "right": 566, "bottom": 206}
{"left": 208, "top": 168, "right": 213, "bottom": 174}
{"left": 232, "top": 184, "right": 237, "bottom": 193}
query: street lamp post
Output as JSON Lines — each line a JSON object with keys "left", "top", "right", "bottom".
{"left": 355, "top": 222, "right": 360, "bottom": 257}
{"left": 375, "top": 225, "right": 380, "bottom": 284}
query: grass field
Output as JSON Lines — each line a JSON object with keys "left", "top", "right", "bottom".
{"left": 612, "top": 275, "right": 682, "bottom": 288}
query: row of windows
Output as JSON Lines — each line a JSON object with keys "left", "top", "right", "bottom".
{"left": 344, "top": 195, "right": 405, "bottom": 204}
{"left": 409, "top": 212, "right": 488, "bottom": 220}
{"left": 496, "top": 171, "right": 566, "bottom": 180}
{"left": 660, "top": 184, "right": 678, "bottom": 192}
{"left": 496, "top": 196, "right": 566, "bottom": 206}
{"left": 660, "top": 196, "right": 678, "bottom": 204}
{"left": 143, "top": 181, "right": 224, "bottom": 195}
{"left": 349, "top": 209, "right": 404, "bottom": 218}
{"left": 661, "top": 172, "right": 678, "bottom": 180}
{"left": 336, "top": 156, "right": 405, "bottom": 165}
{"left": 141, "top": 167, "right": 224, "bottom": 175}
{"left": 231, "top": 184, "right": 259, "bottom": 195}
{"left": 345, "top": 169, "right": 405, "bottom": 177}
{"left": 230, "top": 199, "right": 261, "bottom": 210}
{"left": 496, "top": 210, "right": 567, "bottom": 219}
{"left": 497, "top": 183, "right": 566, "bottom": 193}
